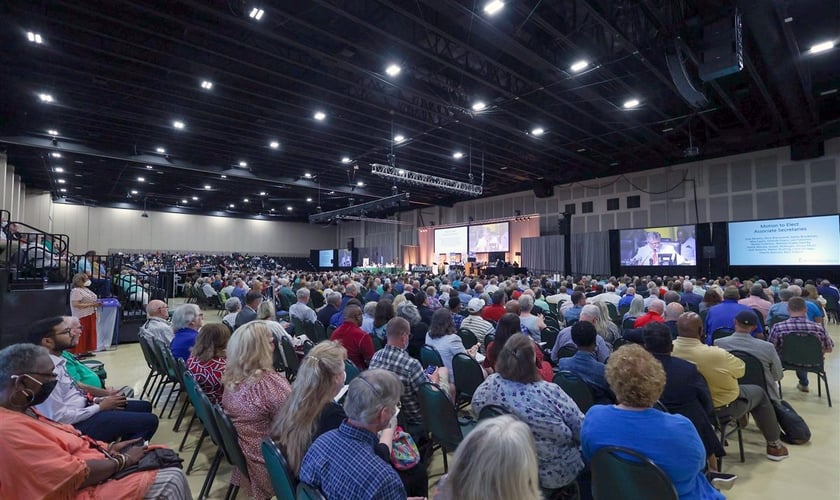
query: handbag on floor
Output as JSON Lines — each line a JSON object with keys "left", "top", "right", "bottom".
{"left": 772, "top": 399, "right": 811, "bottom": 444}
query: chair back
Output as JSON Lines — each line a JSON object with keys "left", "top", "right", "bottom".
{"left": 712, "top": 327, "right": 735, "bottom": 342}
{"left": 730, "top": 350, "right": 768, "bottom": 389}
{"left": 326, "top": 324, "right": 337, "bottom": 338}
{"left": 606, "top": 303, "right": 621, "bottom": 324}
{"left": 591, "top": 446, "right": 678, "bottom": 500}
{"left": 261, "top": 438, "right": 297, "bottom": 500}
{"left": 281, "top": 336, "right": 300, "bottom": 379}
{"left": 767, "top": 315, "right": 789, "bottom": 332}
{"left": 452, "top": 353, "right": 484, "bottom": 401}
{"left": 611, "top": 337, "right": 632, "bottom": 350}
{"left": 420, "top": 344, "right": 444, "bottom": 368}
{"left": 137, "top": 335, "right": 159, "bottom": 371}
{"left": 371, "top": 335, "right": 385, "bottom": 352}
{"left": 557, "top": 344, "right": 578, "bottom": 359}
{"left": 211, "top": 404, "right": 251, "bottom": 480}
{"left": 477, "top": 404, "right": 509, "bottom": 421}
{"left": 312, "top": 321, "right": 328, "bottom": 343}
{"left": 417, "top": 382, "right": 465, "bottom": 452}
{"left": 457, "top": 328, "right": 478, "bottom": 349}
{"left": 297, "top": 482, "right": 327, "bottom": 500}
{"left": 618, "top": 304, "right": 630, "bottom": 316}
{"left": 344, "top": 359, "right": 361, "bottom": 383}
{"left": 553, "top": 371, "right": 595, "bottom": 413}
{"left": 185, "top": 375, "right": 224, "bottom": 447}
{"left": 152, "top": 339, "right": 178, "bottom": 380}
{"left": 780, "top": 334, "right": 824, "bottom": 370}
{"left": 621, "top": 318, "right": 636, "bottom": 331}
{"left": 540, "top": 326, "right": 559, "bottom": 351}
{"left": 483, "top": 333, "right": 495, "bottom": 352}
{"left": 544, "top": 315, "right": 562, "bottom": 330}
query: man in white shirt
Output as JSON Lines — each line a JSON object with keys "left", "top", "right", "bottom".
{"left": 588, "top": 284, "right": 620, "bottom": 307}
{"left": 140, "top": 300, "right": 173, "bottom": 345}
{"left": 201, "top": 277, "right": 218, "bottom": 298}
{"left": 289, "top": 287, "right": 318, "bottom": 324}
{"left": 29, "top": 316, "right": 158, "bottom": 443}
{"left": 460, "top": 298, "right": 496, "bottom": 350}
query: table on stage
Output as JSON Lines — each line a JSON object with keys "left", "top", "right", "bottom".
{"left": 479, "top": 266, "right": 527, "bottom": 277}
{"left": 352, "top": 266, "right": 402, "bottom": 274}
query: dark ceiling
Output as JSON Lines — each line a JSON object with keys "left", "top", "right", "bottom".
{"left": 1, "top": 0, "right": 838, "bottom": 222}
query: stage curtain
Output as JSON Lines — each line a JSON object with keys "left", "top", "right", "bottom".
{"left": 521, "top": 235, "right": 564, "bottom": 275}
{"left": 571, "top": 231, "right": 610, "bottom": 276}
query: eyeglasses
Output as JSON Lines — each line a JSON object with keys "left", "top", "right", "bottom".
{"left": 50, "top": 328, "right": 74, "bottom": 337}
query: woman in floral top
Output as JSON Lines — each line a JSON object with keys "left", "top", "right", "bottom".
{"left": 471, "top": 333, "right": 584, "bottom": 492}
{"left": 186, "top": 323, "right": 230, "bottom": 404}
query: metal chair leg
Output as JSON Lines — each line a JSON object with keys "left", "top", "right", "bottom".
{"left": 187, "top": 429, "right": 208, "bottom": 474}
{"left": 198, "top": 447, "right": 223, "bottom": 499}
{"left": 179, "top": 414, "right": 198, "bottom": 451}
{"left": 167, "top": 387, "right": 183, "bottom": 419}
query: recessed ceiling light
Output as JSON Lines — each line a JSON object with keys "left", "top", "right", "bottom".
{"left": 327, "top": 191, "right": 335, "bottom": 195}
{"left": 398, "top": 169, "right": 405, "bottom": 175}
{"left": 306, "top": 197, "right": 313, "bottom": 202}
{"left": 287, "top": 206, "right": 293, "bottom": 211}
{"left": 249, "top": 7, "right": 264, "bottom": 20}
{"left": 385, "top": 64, "right": 402, "bottom": 77}
{"left": 500, "top": 166, "right": 508, "bottom": 170}
{"left": 341, "top": 157, "right": 352, "bottom": 164}
{"left": 131, "top": 190, "right": 139, "bottom": 195}
{"left": 204, "top": 184, "right": 212, "bottom": 190}
{"left": 259, "top": 191, "right": 267, "bottom": 196}
{"left": 229, "top": 204, "right": 235, "bottom": 208}
{"left": 201, "top": 80, "right": 213, "bottom": 90}
{"left": 784, "top": 17, "right": 793, "bottom": 23}
{"left": 54, "top": 167, "right": 64, "bottom": 173}
{"left": 662, "top": 127, "right": 674, "bottom": 132}
{"left": 144, "top": 164, "right": 153, "bottom": 169}
{"left": 47, "top": 129, "right": 59, "bottom": 136}
{"left": 238, "top": 161, "right": 248, "bottom": 167}
{"left": 471, "top": 101, "right": 486, "bottom": 111}
{"left": 570, "top": 60, "right": 589, "bottom": 73}
{"left": 156, "top": 147, "right": 166, "bottom": 153}
{"left": 531, "top": 127, "right": 545, "bottom": 136}
{"left": 622, "top": 98, "right": 640, "bottom": 109}
{"left": 453, "top": 152, "right": 464, "bottom": 159}
{"left": 243, "top": 198, "right": 249, "bottom": 202}
{"left": 181, "top": 199, "right": 188, "bottom": 204}
{"left": 577, "top": 148, "right": 587, "bottom": 153}
{"left": 137, "top": 176, "right": 145, "bottom": 182}
{"left": 220, "top": 174, "right": 227, "bottom": 179}
{"left": 483, "top": 0, "right": 505, "bottom": 15}
{"left": 192, "top": 196, "right": 198, "bottom": 201}
{"left": 394, "top": 135, "right": 405, "bottom": 143}
{"left": 610, "top": 162, "right": 619, "bottom": 166}
{"left": 50, "top": 152, "right": 62, "bottom": 158}
{"left": 269, "top": 140, "right": 279, "bottom": 149}
{"left": 357, "top": 181, "right": 365, "bottom": 187}
{"left": 820, "top": 88, "right": 838, "bottom": 96}
{"left": 38, "top": 93, "right": 53, "bottom": 103}
{"left": 173, "top": 120, "right": 185, "bottom": 130}
{"left": 60, "top": 188, "right": 67, "bottom": 193}
{"left": 27, "top": 32, "right": 43, "bottom": 44}
{"left": 270, "top": 208, "right": 275, "bottom": 212}
{"left": 304, "top": 172, "right": 312, "bottom": 178}
{"left": 57, "top": 179, "right": 67, "bottom": 184}
{"left": 809, "top": 41, "right": 835, "bottom": 54}
{"left": 313, "top": 111, "right": 326, "bottom": 121}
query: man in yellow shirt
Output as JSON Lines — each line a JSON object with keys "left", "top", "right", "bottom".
{"left": 672, "top": 312, "right": 789, "bottom": 462}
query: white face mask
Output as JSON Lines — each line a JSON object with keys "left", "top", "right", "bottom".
{"left": 84, "top": 280, "right": 92, "bottom": 287}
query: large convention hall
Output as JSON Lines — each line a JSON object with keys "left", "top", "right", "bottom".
{"left": 0, "top": 1, "right": 838, "bottom": 499}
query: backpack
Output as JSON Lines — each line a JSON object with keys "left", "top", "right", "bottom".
{"left": 773, "top": 399, "right": 811, "bottom": 444}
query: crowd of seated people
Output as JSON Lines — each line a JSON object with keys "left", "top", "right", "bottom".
{"left": 3, "top": 260, "right": 838, "bottom": 498}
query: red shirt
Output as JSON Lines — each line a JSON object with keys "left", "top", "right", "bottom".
{"left": 330, "top": 321, "right": 375, "bottom": 370}
{"left": 481, "top": 304, "right": 506, "bottom": 322}
{"left": 633, "top": 311, "right": 665, "bottom": 328}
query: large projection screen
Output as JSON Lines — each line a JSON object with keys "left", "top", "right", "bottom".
{"left": 434, "top": 227, "right": 468, "bottom": 257}
{"left": 469, "top": 222, "right": 510, "bottom": 252}
{"left": 318, "top": 249, "right": 334, "bottom": 268}
{"left": 619, "top": 225, "right": 697, "bottom": 266}
{"left": 728, "top": 215, "right": 840, "bottom": 266}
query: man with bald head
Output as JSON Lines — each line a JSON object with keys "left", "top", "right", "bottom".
{"left": 633, "top": 299, "right": 666, "bottom": 328}
{"left": 663, "top": 302, "right": 684, "bottom": 338}
{"left": 705, "top": 286, "right": 763, "bottom": 344}
{"left": 330, "top": 303, "right": 375, "bottom": 370}
{"left": 139, "top": 299, "right": 172, "bottom": 345}
{"left": 673, "top": 312, "right": 789, "bottom": 462}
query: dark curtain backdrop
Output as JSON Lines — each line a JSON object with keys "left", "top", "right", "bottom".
{"left": 571, "top": 231, "right": 611, "bottom": 276}
{"left": 522, "top": 235, "right": 565, "bottom": 275}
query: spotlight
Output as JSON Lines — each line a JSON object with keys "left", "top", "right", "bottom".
{"left": 181, "top": 199, "right": 188, "bottom": 203}
{"left": 471, "top": 101, "right": 487, "bottom": 111}
{"left": 47, "top": 129, "right": 59, "bottom": 136}
{"left": 201, "top": 80, "right": 213, "bottom": 89}
{"left": 137, "top": 176, "right": 145, "bottom": 182}
{"left": 394, "top": 135, "right": 405, "bottom": 143}
{"left": 483, "top": 0, "right": 504, "bottom": 15}
{"left": 531, "top": 127, "right": 545, "bottom": 136}
{"left": 239, "top": 161, "right": 248, "bottom": 167}
{"left": 341, "top": 157, "right": 352, "bottom": 164}
{"left": 287, "top": 206, "right": 293, "bottom": 211}
{"left": 269, "top": 140, "right": 279, "bottom": 149}
{"left": 51, "top": 152, "right": 62, "bottom": 158}
{"left": 54, "top": 167, "right": 64, "bottom": 173}
{"left": 385, "top": 64, "right": 401, "bottom": 77}
{"left": 453, "top": 152, "right": 464, "bottom": 159}
{"left": 243, "top": 198, "right": 249, "bottom": 202}
{"left": 259, "top": 191, "right": 267, "bottom": 196}
{"left": 131, "top": 190, "right": 139, "bottom": 195}
{"left": 38, "top": 93, "right": 54, "bottom": 103}
{"left": 146, "top": 164, "right": 153, "bottom": 169}
{"left": 192, "top": 196, "right": 198, "bottom": 200}
{"left": 156, "top": 147, "right": 166, "bottom": 153}
{"left": 306, "top": 197, "right": 313, "bottom": 202}
{"left": 313, "top": 111, "right": 326, "bottom": 121}
{"left": 809, "top": 41, "right": 835, "bottom": 54}
{"left": 204, "top": 184, "right": 212, "bottom": 190}
{"left": 570, "top": 60, "right": 589, "bottom": 73}
{"left": 173, "top": 120, "right": 185, "bottom": 130}
{"left": 249, "top": 7, "right": 265, "bottom": 20}
{"left": 27, "top": 32, "right": 43, "bottom": 44}
{"left": 622, "top": 98, "right": 640, "bottom": 109}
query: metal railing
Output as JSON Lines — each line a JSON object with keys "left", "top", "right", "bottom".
{"left": 2, "top": 219, "right": 72, "bottom": 286}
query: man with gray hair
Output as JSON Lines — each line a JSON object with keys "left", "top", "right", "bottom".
{"left": 551, "top": 304, "right": 612, "bottom": 362}
{"left": 169, "top": 303, "right": 203, "bottom": 360}
{"left": 299, "top": 369, "right": 406, "bottom": 499}
{"left": 289, "top": 287, "right": 317, "bottom": 324}
{"left": 140, "top": 299, "right": 172, "bottom": 345}
{"left": 221, "top": 297, "right": 241, "bottom": 331}
{"left": 681, "top": 281, "right": 703, "bottom": 312}
{"left": 317, "top": 291, "right": 342, "bottom": 326}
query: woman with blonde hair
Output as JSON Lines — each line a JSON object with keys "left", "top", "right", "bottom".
{"left": 271, "top": 341, "right": 347, "bottom": 475}
{"left": 436, "top": 415, "right": 541, "bottom": 500}
{"left": 392, "top": 293, "right": 407, "bottom": 313}
{"left": 581, "top": 344, "right": 723, "bottom": 499}
{"left": 594, "top": 301, "right": 620, "bottom": 343}
{"left": 623, "top": 294, "right": 645, "bottom": 322}
{"left": 221, "top": 321, "right": 292, "bottom": 499}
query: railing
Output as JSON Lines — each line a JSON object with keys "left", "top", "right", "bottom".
{"left": 2, "top": 219, "right": 72, "bottom": 286}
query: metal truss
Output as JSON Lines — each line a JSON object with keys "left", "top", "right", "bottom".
{"left": 308, "top": 193, "right": 411, "bottom": 224}
{"left": 370, "top": 164, "right": 483, "bottom": 197}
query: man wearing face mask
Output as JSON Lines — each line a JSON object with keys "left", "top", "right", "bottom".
{"left": 140, "top": 299, "right": 173, "bottom": 345}
{"left": 27, "top": 316, "right": 159, "bottom": 443}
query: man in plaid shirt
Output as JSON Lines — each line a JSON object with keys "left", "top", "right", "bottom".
{"left": 768, "top": 297, "right": 834, "bottom": 393}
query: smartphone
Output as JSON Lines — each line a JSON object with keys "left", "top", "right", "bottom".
{"left": 424, "top": 365, "right": 436, "bottom": 375}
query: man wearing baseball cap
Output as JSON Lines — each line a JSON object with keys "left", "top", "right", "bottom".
{"left": 715, "top": 310, "right": 784, "bottom": 401}
{"left": 460, "top": 297, "right": 495, "bottom": 351}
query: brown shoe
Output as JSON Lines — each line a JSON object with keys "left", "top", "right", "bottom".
{"left": 797, "top": 384, "right": 810, "bottom": 393}
{"left": 767, "top": 444, "right": 790, "bottom": 461}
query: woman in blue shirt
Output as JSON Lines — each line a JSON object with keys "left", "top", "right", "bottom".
{"left": 581, "top": 344, "right": 724, "bottom": 500}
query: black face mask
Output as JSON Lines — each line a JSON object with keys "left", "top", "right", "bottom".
{"left": 20, "top": 375, "right": 58, "bottom": 406}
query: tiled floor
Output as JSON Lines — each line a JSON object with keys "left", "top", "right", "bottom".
{"left": 98, "top": 305, "right": 840, "bottom": 499}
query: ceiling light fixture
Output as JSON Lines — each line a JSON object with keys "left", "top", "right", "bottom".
{"left": 173, "top": 120, "right": 185, "bottom": 130}
{"left": 57, "top": 179, "right": 66, "bottom": 184}
{"left": 239, "top": 161, "right": 248, "bottom": 167}
{"left": 249, "top": 7, "right": 265, "bottom": 20}
{"left": 662, "top": 127, "right": 674, "bottom": 132}
{"left": 483, "top": 0, "right": 505, "bottom": 16}
{"left": 51, "top": 152, "right": 62, "bottom": 158}
{"left": 357, "top": 181, "right": 365, "bottom": 187}
{"left": 192, "top": 196, "right": 198, "bottom": 201}
{"left": 270, "top": 208, "right": 275, "bottom": 212}
{"left": 131, "top": 190, "right": 139, "bottom": 195}
{"left": 304, "top": 172, "right": 312, "bottom": 178}
{"left": 269, "top": 140, "right": 279, "bottom": 149}
{"left": 287, "top": 206, "right": 293, "bottom": 211}
{"left": 820, "top": 88, "right": 838, "bottom": 96}
{"left": 313, "top": 111, "right": 326, "bottom": 121}
{"left": 622, "top": 98, "right": 640, "bottom": 109}
{"left": 204, "top": 184, "right": 212, "bottom": 190}
{"left": 220, "top": 174, "right": 227, "bottom": 179}
{"left": 60, "top": 188, "right": 67, "bottom": 193}
{"left": 577, "top": 148, "right": 587, "bottom": 153}
{"left": 47, "top": 129, "right": 59, "bottom": 136}
{"left": 155, "top": 147, "right": 166, "bottom": 153}
{"left": 471, "top": 101, "right": 487, "bottom": 111}
{"left": 531, "top": 127, "right": 545, "bottom": 136}
{"left": 570, "top": 60, "right": 589, "bottom": 73}
{"left": 201, "top": 80, "right": 213, "bottom": 89}
{"left": 54, "top": 167, "right": 64, "bottom": 173}
{"left": 394, "top": 135, "right": 405, "bottom": 143}
{"left": 306, "top": 197, "right": 313, "bottom": 202}
{"left": 809, "top": 41, "right": 835, "bottom": 54}
{"left": 453, "top": 152, "right": 464, "bottom": 159}
{"left": 243, "top": 198, "right": 249, "bottom": 202}
{"left": 385, "top": 64, "right": 402, "bottom": 77}
{"left": 398, "top": 169, "right": 405, "bottom": 175}
{"left": 38, "top": 93, "right": 54, "bottom": 103}
{"left": 259, "top": 191, "right": 267, "bottom": 196}
{"left": 181, "top": 199, "right": 188, "bottom": 204}
{"left": 137, "top": 176, "right": 145, "bottom": 182}
{"left": 27, "top": 32, "right": 43, "bottom": 44}
{"left": 145, "top": 164, "right": 153, "bottom": 169}
{"left": 229, "top": 204, "right": 235, "bottom": 208}
{"left": 341, "top": 157, "right": 352, "bottom": 164}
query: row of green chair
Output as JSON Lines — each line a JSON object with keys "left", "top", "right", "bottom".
{"left": 261, "top": 439, "right": 326, "bottom": 499}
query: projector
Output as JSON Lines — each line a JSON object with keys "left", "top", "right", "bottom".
{"left": 684, "top": 146, "right": 700, "bottom": 157}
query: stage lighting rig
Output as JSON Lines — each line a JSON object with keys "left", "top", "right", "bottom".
{"left": 370, "top": 164, "right": 483, "bottom": 197}
{"left": 308, "top": 192, "right": 410, "bottom": 224}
